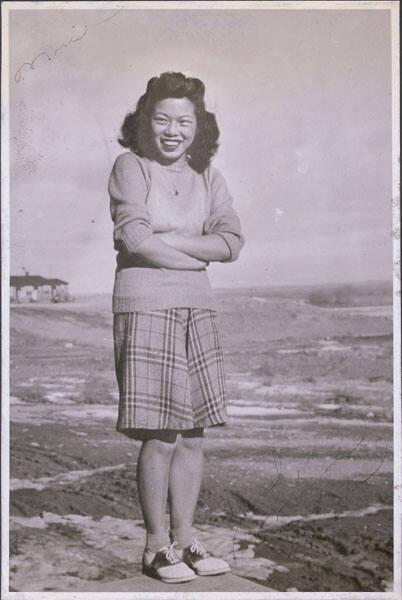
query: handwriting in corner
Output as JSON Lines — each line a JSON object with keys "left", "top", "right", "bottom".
{"left": 14, "top": 7, "right": 123, "bottom": 85}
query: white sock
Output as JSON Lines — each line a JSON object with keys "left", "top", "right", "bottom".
{"left": 145, "top": 532, "right": 170, "bottom": 553}
{"left": 170, "top": 527, "right": 193, "bottom": 549}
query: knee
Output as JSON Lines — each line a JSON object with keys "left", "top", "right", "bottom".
{"left": 177, "top": 435, "right": 204, "bottom": 453}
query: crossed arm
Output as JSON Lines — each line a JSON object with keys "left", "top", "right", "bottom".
{"left": 109, "top": 153, "right": 243, "bottom": 272}
{"left": 156, "top": 231, "right": 232, "bottom": 262}
{"left": 139, "top": 231, "right": 231, "bottom": 270}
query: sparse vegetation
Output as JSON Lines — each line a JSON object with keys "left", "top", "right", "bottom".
{"left": 307, "top": 285, "right": 357, "bottom": 307}
{"left": 13, "top": 384, "right": 47, "bottom": 402}
{"left": 81, "top": 375, "right": 116, "bottom": 405}
{"left": 306, "top": 282, "right": 392, "bottom": 308}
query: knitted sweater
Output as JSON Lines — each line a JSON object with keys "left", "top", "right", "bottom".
{"left": 109, "top": 152, "right": 244, "bottom": 312}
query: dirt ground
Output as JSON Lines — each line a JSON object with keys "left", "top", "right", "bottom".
{"left": 8, "top": 283, "right": 394, "bottom": 592}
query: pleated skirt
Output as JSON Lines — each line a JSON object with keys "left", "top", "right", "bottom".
{"left": 113, "top": 308, "right": 227, "bottom": 437}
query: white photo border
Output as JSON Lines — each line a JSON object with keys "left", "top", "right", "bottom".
{"left": 1, "top": 2, "right": 400, "bottom": 599}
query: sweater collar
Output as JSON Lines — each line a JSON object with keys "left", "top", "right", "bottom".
{"left": 151, "top": 157, "right": 189, "bottom": 174}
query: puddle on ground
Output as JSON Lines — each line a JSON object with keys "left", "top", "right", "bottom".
{"left": 231, "top": 503, "right": 393, "bottom": 531}
{"left": 29, "top": 376, "right": 86, "bottom": 385}
{"left": 228, "top": 406, "right": 304, "bottom": 417}
{"left": 10, "top": 403, "right": 117, "bottom": 425}
{"left": 230, "top": 381, "right": 261, "bottom": 390}
{"left": 331, "top": 306, "right": 392, "bottom": 318}
{"left": 10, "top": 463, "right": 129, "bottom": 492}
{"left": 251, "top": 296, "right": 268, "bottom": 304}
{"left": 319, "top": 344, "right": 351, "bottom": 353}
{"left": 276, "top": 348, "right": 316, "bottom": 355}
{"left": 60, "top": 405, "right": 116, "bottom": 420}
{"left": 45, "top": 391, "right": 79, "bottom": 404}
{"left": 226, "top": 373, "right": 392, "bottom": 423}
{"left": 236, "top": 416, "right": 393, "bottom": 429}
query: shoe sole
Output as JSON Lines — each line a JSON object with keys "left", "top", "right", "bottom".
{"left": 193, "top": 567, "right": 231, "bottom": 576}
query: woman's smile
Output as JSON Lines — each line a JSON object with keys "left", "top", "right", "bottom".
{"left": 151, "top": 97, "right": 197, "bottom": 164}
{"left": 161, "top": 138, "right": 182, "bottom": 151}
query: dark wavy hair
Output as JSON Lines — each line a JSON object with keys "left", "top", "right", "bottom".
{"left": 118, "top": 72, "right": 219, "bottom": 173}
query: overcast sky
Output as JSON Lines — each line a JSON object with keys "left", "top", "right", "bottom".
{"left": 8, "top": 5, "right": 393, "bottom": 294}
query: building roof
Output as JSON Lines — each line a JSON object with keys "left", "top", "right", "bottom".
{"left": 46, "top": 278, "right": 68, "bottom": 285}
{"left": 10, "top": 276, "right": 68, "bottom": 287}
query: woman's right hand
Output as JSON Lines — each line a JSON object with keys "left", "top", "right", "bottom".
{"left": 194, "top": 259, "right": 209, "bottom": 271}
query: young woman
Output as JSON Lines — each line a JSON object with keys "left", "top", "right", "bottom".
{"left": 109, "top": 72, "right": 244, "bottom": 584}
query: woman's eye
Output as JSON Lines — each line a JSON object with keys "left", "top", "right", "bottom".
{"left": 180, "top": 121, "right": 192, "bottom": 126}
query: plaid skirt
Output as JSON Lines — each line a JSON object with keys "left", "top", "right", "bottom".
{"left": 113, "top": 308, "right": 227, "bottom": 435}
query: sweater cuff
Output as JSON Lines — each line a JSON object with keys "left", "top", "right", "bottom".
{"left": 215, "top": 232, "right": 244, "bottom": 263}
{"left": 119, "top": 223, "right": 153, "bottom": 254}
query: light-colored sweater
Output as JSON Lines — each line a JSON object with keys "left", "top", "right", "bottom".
{"left": 109, "top": 152, "right": 244, "bottom": 312}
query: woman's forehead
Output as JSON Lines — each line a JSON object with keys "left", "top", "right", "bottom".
{"left": 153, "top": 97, "right": 196, "bottom": 117}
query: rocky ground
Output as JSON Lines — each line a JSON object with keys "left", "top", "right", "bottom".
{"left": 8, "top": 283, "right": 394, "bottom": 592}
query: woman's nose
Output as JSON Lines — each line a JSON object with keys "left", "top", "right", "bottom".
{"left": 165, "top": 121, "right": 179, "bottom": 136}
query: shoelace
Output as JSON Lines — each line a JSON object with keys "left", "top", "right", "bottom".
{"left": 189, "top": 539, "right": 209, "bottom": 558}
{"left": 162, "top": 542, "right": 180, "bottom": 564}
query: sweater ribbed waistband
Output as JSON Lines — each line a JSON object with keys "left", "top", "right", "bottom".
{"left": 112, "top": 266, "right": 217, "bottom": 313}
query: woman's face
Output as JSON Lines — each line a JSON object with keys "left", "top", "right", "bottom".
{"left": 151, "top": 97, "right": 197, "bottom": 164}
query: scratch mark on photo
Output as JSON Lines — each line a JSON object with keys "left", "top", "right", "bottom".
{"left": 360, "top": 457, "right": 386, "bottom": 483}
{"left": 95, "top": 9, "right": 124, "bottom": 26}
{"left": 13, "top": 6, "right": 124, "bottom": 85}
{"left": 14, "top": 26, "right": 88, "bottom": 84}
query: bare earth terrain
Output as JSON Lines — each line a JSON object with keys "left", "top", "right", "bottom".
{"left": 8, "top": 282, "right": 393, "bottom": 592}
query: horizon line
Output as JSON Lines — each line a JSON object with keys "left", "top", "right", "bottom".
{"left": 71, "top": 278, "right": 393, "bottom": 297}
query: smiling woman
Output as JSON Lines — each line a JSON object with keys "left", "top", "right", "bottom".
{"left": 151, "top": 97, "right": 197, "bottom": 165}
{"left": 108, "top": 71, "right": 244, "bottom": 584}
{"left": 118, "top": 72, "right": 220, "bottom": 174}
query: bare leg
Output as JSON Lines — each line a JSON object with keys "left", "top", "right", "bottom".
{"left": 137, "top": 438, "right": 177, "bottom": 542}
{"left": 168, "top": 436, "right": 231, "bottom": 576}
{"left": 168, "top": 436, "right": 204, "bottom": 544}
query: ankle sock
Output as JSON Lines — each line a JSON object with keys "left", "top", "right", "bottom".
{"left": 170, "top": 526, "right": 193, "bottom": 549}
{"left": 145, "top": 532, "right": 170, "bottom": 553}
